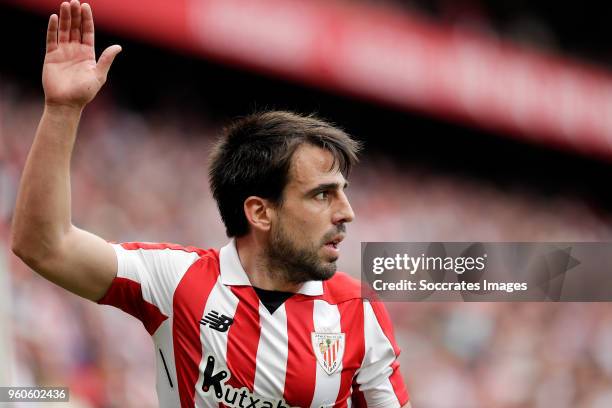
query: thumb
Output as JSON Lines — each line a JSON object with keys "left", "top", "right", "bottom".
{"left": 96, "top": 45, "right": 122, "bottom": 82}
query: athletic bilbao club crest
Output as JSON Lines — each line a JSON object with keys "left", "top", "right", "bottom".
{"left": 311, "top": 332, "right": 345, "bottom": 375}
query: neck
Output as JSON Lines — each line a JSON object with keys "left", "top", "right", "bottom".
{"left": 235, "top": 235, "right": 302, "bottom": 292}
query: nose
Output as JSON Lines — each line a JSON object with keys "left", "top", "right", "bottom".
{"left": 333, "top": 190, "right": 355, "bottom": 225}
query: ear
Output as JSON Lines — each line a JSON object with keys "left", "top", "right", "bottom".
{"left": 243, "top": 196, "right": 273, "bottom": 232}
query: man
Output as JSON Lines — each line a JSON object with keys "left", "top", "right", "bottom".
{"left": 11, "top": 1, "right": 410, "bottom": 407}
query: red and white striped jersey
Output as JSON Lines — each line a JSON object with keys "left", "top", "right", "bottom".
{"left": 98, "top": 240, "right": 409, "bottom": 408}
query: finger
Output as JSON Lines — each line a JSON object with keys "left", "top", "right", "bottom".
{"left": 69, "top": 0, "right": 81, "bottom": 42}
{"left": 46, "top": 14, "right": 59, "bottom": 52}
{"left": 58, "top": 2, "right": 70, "bottom": 43}
{"left": 96, "top": 45, "right": 122, "bottom": 82}
{"left": 81, "top": 3, "right": 94, "bottom": 46}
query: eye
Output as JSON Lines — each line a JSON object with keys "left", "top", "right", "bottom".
{"left": 314, "top": 191, "right": 329, "bottom": 201}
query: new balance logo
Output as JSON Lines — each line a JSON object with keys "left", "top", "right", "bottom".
{"left": 200, "top": 310, "right": 234, "bottom": 332}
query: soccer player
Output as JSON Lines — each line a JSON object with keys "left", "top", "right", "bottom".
{"left": 11, "top": 1, "right": 411, "bottom": 407}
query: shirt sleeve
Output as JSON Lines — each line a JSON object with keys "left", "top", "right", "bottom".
{"left": 97, "top": 242, "right": 203, "bottom": 335}
{"left": 352, "top": 300, "right": 409, "bottom": 407}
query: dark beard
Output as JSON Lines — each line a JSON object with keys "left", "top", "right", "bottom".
{"left": 266, "top": 223, "right": 339, "bottom": 285}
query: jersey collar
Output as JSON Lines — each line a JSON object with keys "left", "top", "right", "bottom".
{"left": 219, "top": 239, "right": 324, "bottom": 296}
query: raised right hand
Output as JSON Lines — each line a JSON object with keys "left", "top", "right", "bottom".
{"left": 43, "top": 0, "right": 121, "bottom": 108}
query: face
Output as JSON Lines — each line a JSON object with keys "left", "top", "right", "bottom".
{"left": 266, "top": 144, "right": 355, "bottom": 284}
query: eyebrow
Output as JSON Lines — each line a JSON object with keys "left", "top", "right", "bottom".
{"left": 305, "top": 181, "right": 350, "bottom": 196}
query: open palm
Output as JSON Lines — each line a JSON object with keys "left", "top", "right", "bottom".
{"left": 43, "top": 0, "right": 121, "bottom": 107}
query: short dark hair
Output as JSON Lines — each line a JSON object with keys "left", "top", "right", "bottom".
{"left": 208, "top": 111, "right": 361, "bottom": 237}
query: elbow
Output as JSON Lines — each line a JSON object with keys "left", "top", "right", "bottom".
{"left": 11, "top": 243, "right": 23, "bottom": 259}
{"left": 10, "top": 231, "right": 26, "bottom": 259}
{"left": 11, "top": 218, "right": 72, "bottom": 271}
{"left": 11, "top": 239, "right": 54, "bottom": 273}
{"left": 11, "top": 233, "right": 37, "bottom": 265}
{"left": 10, "top": 230, "right": 55, "bottom": 268}
{"left": 10, "top": 217, "right": 30, "bottom": 260}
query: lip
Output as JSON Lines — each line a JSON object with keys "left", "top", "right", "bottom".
{"left": 323, "top": 242, "right": 340, "bottom": 257}
{"left": 324, "top": 234, "right": 345, "bottom": 247}
{"left": 322, "top": 234, "right": 345, "bottom": 256}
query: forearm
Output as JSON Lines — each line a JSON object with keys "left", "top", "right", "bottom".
{"left": 11, "top": 104, "right": 82, "bottom": 261}
{"left": 10, "top": 0, "right": 121, "bottom": 300}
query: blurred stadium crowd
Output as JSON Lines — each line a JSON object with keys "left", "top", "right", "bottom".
{"left": 3, "top": 81, "right": 612, "bottom": 407}
{"left": 376, "top": 0, "right": 610, "bottom": 67}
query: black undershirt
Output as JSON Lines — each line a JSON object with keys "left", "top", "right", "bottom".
{"left": 253, "top": 287, "right": 295, "bottom": 314}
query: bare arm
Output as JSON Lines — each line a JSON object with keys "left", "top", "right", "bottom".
{"left": 11, "top": 0, "right": 121, "bottom": 301}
